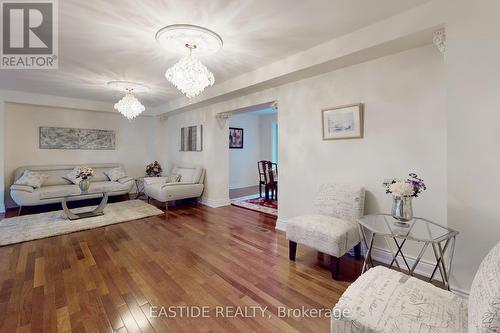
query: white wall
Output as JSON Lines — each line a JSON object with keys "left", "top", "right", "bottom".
{"left": 160, "top": 107, "right": 231, "bottom": 207}
{"left": 0, "top": 101, "right": 5, "bottom": 213}
{"left": 259, "top": 113, "right": 278, "bottom": 162}
{"left": 161, "top": 44, "right": 446, "bottom": 263}
{"left": 278, "top": 46, "right": 446, "bottom": 224}
{"left": 229, "top": 113, "right": 260, "bottom": 189}
{"left": 228, "top": 112, "right": 277, "bottom": 189}
{"left": 3, "top": 103, "right": 157, "bottom": 207}
{"left": 445, "top": 0, "right": 500, "bottom": 292}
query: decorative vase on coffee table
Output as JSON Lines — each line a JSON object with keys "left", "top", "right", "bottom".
{"left": 391, "top": 196, "right": 413, "bottom": 227}
{"left": 79, "top": 179, "right": 91, "bottom": 193}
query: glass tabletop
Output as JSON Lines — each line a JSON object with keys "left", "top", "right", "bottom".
{"left": 41, "top": 189, "right": 112, "bottom": 200}
{"left": 358, "top": 214, "right": 458, "bottom": 243}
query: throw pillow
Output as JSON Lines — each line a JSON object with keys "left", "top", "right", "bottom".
{"left": 104, "top": 167, "right": 127, "bottom": 182}
{"left": 63, "top": 167, "right": 80, "bottom": 185}
{"left": 167, "top": 174, "right": 181, "bottom": 183}
{"left": 14, "top": 170, "right": 49, "bottom": 189}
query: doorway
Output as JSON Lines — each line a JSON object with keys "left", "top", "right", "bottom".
{"left": 226, "top": 101, "right": 278, "bottom": 216}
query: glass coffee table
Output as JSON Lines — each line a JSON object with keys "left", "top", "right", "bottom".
{"left": 61, "top": 191, "right": 109, "bottom": 220}
{"left": 358, "top": 214, "right": 459, "bottom": 290}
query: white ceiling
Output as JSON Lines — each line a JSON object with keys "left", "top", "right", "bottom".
{"left": 0, "top": 0, "right": 431, "bottom": 107}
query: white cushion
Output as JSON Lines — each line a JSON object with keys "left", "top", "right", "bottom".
{"left": 332, "top": 266, "right": 468, "bottom": 333}
{"left": 38, "top": 185, "right": 80, "bottom": 200}
{"left": 314, "top": 184, "right": 365, "bottom": 222}
{"left": 104, "top": 167, "right": 126, "bottom": 181}
{"left": 468, "top": 241, "right": 500, "bottom": 333}
{"left": 63, "top": 167, "right": 80, "bottom": 185}
{"left": 286, "top": 214, "right": 360, "bottom": 258}
{"left": 172, "top": 167, "right": 195, "bottom": 183}
{"left": 143, "top": 177, "right": 169, "bottom": 186}
{"left": 172, "top": 165, "right": 203, "bottom": 183}
{"left": 15, "top": 170, "right": 49, "bottom": 189}
{"left": 11, "top": 184, "right": 35, "bottom": 193}
{"left": 167, "top": 174, "right": 181, "bottom": 183}
{"left": 145, "top": 182, "right": 204, "bottom": 202}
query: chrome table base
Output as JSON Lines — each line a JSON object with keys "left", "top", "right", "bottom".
{"left": 360, "top": 226, "right": 457, "bottom": 290}
{"left": 62, "top": 193, "right": 109, "bottom": 221}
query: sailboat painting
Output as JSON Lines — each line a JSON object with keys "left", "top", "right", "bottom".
{"left": 322, "top": 103, "right": 364, "bottom": 140}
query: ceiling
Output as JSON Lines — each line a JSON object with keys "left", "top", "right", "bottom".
{"left": 0, "top": 0, "right": 431, "bottom": 108}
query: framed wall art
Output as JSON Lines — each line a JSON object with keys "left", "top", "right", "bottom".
{"left": 322, "top": 103, "right": 364, "bottom": 140}
{"left": 180, "top": 125, "right": 203, "bottom": 152}
{"left": 229, "top": 127, "right": 244, "bottom": 149}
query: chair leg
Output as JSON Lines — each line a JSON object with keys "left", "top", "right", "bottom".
{"left": 331, "top": 256, "right": 340, "bottom": 280}
{"left": 354, "top": 243, "right": 362, "bottom": 260}
{"left": 259, "top": 183, "right": 262, "bottom": 198}
{"left": 289, "top": 241, "right": 297, "bottom": 261}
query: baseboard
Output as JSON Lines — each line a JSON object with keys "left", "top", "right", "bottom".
{"left": 370, "top": 245, "right": 469, "bottom": 297}
{"left": 200, "top": 197, "right": 231, "bottom": 208}
{"left": 275, "top": 217, "right": 287, "bottom": 231}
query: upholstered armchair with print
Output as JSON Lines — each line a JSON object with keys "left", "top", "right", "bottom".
{"left": 286, "top": 183, "right": 366, "bottom": 279}
{"left": 331, "top": 240, "right": 500, "bottom": 333}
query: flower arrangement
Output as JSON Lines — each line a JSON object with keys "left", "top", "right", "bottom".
{"left": 146, "top": 161, "right": 162, "bottom": 177}
{"left": 383, "top": 173, "right": 426, "bottom": 198}
{"left": 76, "top": 167, "right": 94, "bottom": 180}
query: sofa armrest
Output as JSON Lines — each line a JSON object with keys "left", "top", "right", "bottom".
{"left": 11, "top": 184, "right": 35, "bottom": 193}
{"left": 143, "top": 177, "right": 169, "bottom": 186}
{"left": 161, "top": 182, "right": 196, "bottom": 188}
{"left": 118, "top": 176, "right": 134, "bottom": 184}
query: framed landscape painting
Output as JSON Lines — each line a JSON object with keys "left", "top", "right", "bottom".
{"left": 229, "top": 127, "right": 244, "bottom": 149}
{"left": 322, "top": 103, "right": 364, "bottom": 140}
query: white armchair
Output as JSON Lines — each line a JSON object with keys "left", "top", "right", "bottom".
{"left": 144, "top": 165, "right": 205, "bottom": 208}
{"left": 286, "top": 183, "right": 365, "bottom": 279}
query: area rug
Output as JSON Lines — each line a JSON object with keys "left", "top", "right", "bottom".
{"left": 231, "top": 194, "right": 278, "bottom": 216}
{"left": 0, "top": 200, "right": 164, "bottom": 246}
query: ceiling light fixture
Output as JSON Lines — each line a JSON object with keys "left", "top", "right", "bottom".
{"left": 107, "top": 81, "right": 148, "bottom": 120}
{"left": 156, "top": 24, "right": 223, "bottom": 99}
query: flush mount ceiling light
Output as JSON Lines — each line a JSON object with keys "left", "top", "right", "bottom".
{"left": 107, "top": 81, "right": 149, "bottom": 120}
{"left": 155, "top": 24, "right": 223, "bottom": 99}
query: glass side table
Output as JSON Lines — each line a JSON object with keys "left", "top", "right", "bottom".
{"left": 358, "top": 214, "right": 459, "bottom": 290}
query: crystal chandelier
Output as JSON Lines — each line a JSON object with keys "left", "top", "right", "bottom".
{"left": 107, "top": 81, "right": 148, "bottom": 120}
{"left": 156, "top": 24, "right": 223, "bottom": 99}
{"left": 114, "top": 88, "right": 145, "bottom": 120}
{"left": 165, "top": 45, "right": 215, "bottom": 99}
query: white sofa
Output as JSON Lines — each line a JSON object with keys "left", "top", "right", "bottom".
{"left": 331, "top": 241, "right": 500, "bottom": 333}
{"left": 10, "top": 164, "right": 134, "bottom": 209}
{"left": 144, "top": 165, "right": 205, "bottom": 206}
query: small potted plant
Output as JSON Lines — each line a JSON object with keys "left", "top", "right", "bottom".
{"left": 146, "top": 161, "right": 162, "bottom": 177}
{"left": 383, "top": 173, "right": 426, "bottom": 226}
{"left": 76, "top": 166, "right": 94, "bottom": 192}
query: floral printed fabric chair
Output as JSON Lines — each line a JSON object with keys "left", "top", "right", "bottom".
{"left": 286, "top": 184, "right": 365, "bottom": 280}
{"left": 331, "top": 241, "right": 500, "bottom": 333}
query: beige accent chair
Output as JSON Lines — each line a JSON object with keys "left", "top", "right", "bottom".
{"left": 143, "top": 165, "right": 205, "bottom": 207}
{"left": 286, "top": 184, "right": 366, "bottom": 280}
{"left": 332, "top": 241, "right": 500, "bottom": 333}
{"left": 10, "top": 164, "right": 134, "bottom": 213}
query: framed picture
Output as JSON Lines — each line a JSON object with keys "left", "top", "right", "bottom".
{"left": 180, "top": 125, "right": 203, "bottom": 152}
{"left": 229, "top": 127, "right": 244, "bottom": 149}
{"left": 322, "top": 103, "right": 364, "bottom": 140}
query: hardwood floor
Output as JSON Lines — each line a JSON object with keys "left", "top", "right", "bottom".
{"left": 0, "top": 203, "right": 362, "bottom": 333}
{"left": 229, "top": 186, "right": 260, "bottom": 199}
